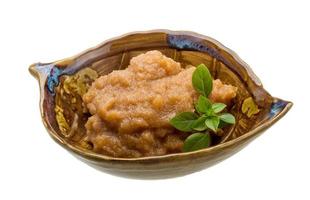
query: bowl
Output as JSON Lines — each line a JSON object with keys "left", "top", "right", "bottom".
{"left": 29, "top": 30, "right": 292, "bottom": 179}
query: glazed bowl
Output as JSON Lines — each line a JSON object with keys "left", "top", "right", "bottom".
{"left": 29, "top": 30, "right": 292, "bottom": 179}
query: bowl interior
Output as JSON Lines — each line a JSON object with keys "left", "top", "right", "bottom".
{"left": 33, "top": 30, "right": 288, "bottom": 158}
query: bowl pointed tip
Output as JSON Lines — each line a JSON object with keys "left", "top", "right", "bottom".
{"left": 29, "top": 63, "right": 39, "bottom": 79}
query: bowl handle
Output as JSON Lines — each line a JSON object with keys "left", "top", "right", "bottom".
{"left": 29, "top": 57, "right": 74, "bottom": 93}
{"left": 29, "top": 62, "right": 55, "bottom": 92}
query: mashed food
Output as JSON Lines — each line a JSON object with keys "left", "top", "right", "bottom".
{"left": 83, "top": 50, "right": 237, "bottom": 158}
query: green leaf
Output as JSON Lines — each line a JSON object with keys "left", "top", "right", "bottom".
{"left": 196, "top": 95, "right": 212, "bottom": 114}
{"left": 183, "top": 133, "right": 211, "bottom": 152}
{"left": 205, "top": 116, "right": 220, "bottom": 132}
{"left": 169, "top": 112, "right": 198, "bottom": 132}
{"left": 212, "top": 103, "right": 227, "bottom": 113}
{"left": 219, "top": 113, "right": 236, "bottom": 124}
{"left": 192, "top": 64, "right": 213, "bottom": 97}
{"left": 192, "top": 116, "right": 208, "bottom": 131}
{"left": 218, "top": 120, "right": 227, "bottom": 128}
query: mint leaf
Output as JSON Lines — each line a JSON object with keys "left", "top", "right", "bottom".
{"left": 170, "top": 112, "right": 198, "bottom": 132}
{"left": 168, "top": 63, "right": 237, "bottom": 153}
{"left": 192, "top": 116, "right": 208, "bottom": 131}
{"left": 212, "top": 103, "right": 227, "bottom": 113}
{"left": 183, "top": 132, "right": 211, "bottom": 152}
{"left": 196, "top": 95, "right": 212, "bottom": 114}
{"left": 219, "top": 113, "right": 236, "bottom": 124}
{"left": 192, "top": 64, "right": 213, "bottom": 97}
{"left": 218, "top": 120, "right": 227, "bottom": 128}
{"left": 205, "top": 116, "right": 220, "bottom": 132}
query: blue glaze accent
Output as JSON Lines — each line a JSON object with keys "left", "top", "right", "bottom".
{"left": 167, "top": 34, "right": 229, "bottom": 66}
{"left": 34, "top": 63, "right": 54, "bottom": 76}
{"left": 46, "top": 66, "right": 64, "bottom": 94}
{"left": 269, "top": 100, "right": 288, "bottom": 118}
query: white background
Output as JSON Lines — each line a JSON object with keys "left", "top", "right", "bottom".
{"left": 0, "top": 0, "right": 309, "bottom": 199}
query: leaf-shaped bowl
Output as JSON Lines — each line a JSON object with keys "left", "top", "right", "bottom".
{"left": 29, "top": 30, "right": 292, "bottom": 179}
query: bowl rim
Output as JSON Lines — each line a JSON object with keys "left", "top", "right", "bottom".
{"left": 32, "top": 29, "right": 293, "bottom": 162}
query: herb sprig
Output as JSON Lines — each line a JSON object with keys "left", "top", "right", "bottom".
{"left": 169, "top": 64, "right": 236, "bottom": 152}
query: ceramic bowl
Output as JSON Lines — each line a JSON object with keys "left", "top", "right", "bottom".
{"left": 29, "top": 30, "right": 292, "bottom": 179}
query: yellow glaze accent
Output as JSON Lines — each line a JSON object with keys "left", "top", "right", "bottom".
{"left": 242, "top": 97, "right": 260, "bottom": 117}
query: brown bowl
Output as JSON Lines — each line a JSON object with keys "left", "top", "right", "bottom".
{"left": 29, "top": 30, "right": 292, "bottom": 179}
